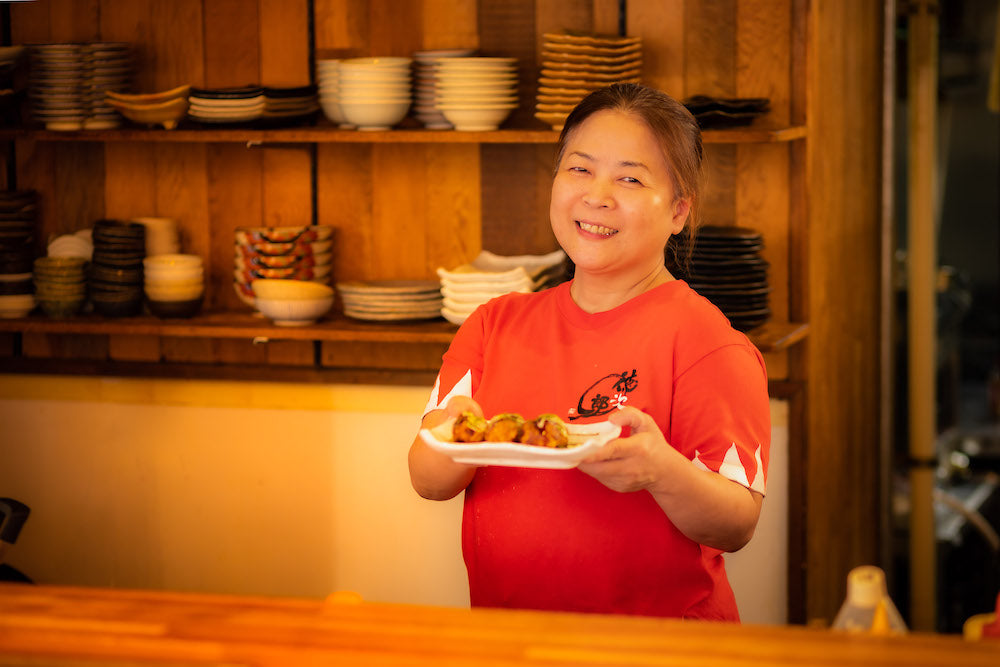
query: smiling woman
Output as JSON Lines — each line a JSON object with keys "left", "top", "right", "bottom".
{"left": 408, "top": 83, "right": 771, "bottom": 622}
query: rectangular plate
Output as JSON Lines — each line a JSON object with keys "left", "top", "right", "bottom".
{"left": 420, "top": 418, "right": 621, "bottom": 469}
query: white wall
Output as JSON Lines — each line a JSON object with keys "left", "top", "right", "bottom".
{"left": 0, "top": 376, "right": 787, "bottom": 623}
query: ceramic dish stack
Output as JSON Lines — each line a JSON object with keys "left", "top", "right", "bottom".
{"left": 106, "top": 84, "right": 190, "bottom": 130}
{"left": 87, "top": 219, "right": 145, "bottom": 317}
{"left": 316, "top": 59, "right": 349, "bottom": 127}
{"left": 669, "top": 225, "right": 770, "bottom": 332}
{"left": 0, "top": 190, "right": 38, "bottom": 318}
{"left": 682, "top": 95, "right": 770, "bottom": 128}
{"left": 233, "top": 225, "right": 334, "bottom": 309}
{"left": 335, "top": 280, "right": 443, "bottom": 322}
{"left": 32, "top": 256, "right": 87, "bottom": 318}
{"left": 188, "top": 86, "right": 265, "bottom": 125}
{"left": 434, "top": 57, "right": 518, "bottom": 131}
{"left": 411, "top": 48, "right": 475, "bottom": 129}
{"left": 437, "top": 249, "right": 567, "bottom": 325}
{"left": 262, "top": 85, "right": 319, "bottom": 127}
{"left": 535, "top": 32, "right": 642, "bottom": 131}
{"left": 337, "top": 57, "right": 413, "bottom": 130}
{"left": 82, "top": 42, "right": 132, "bottom": 129}
{"left": 27, "top": 42, "right": 132, "bottom": 131}
{"left": 144, "top": 254, "right": 204, "bottom": 318}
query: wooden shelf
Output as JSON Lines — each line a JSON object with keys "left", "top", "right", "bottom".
{"left": 0, "top": 122, "right": 806, "bottom": 145}
{"left": 0, "top": 312, "right": 807, "bottom": 353}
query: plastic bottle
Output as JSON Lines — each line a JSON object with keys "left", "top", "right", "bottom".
{"left": 832, "top": 565, "right": 908, "bottom": 635}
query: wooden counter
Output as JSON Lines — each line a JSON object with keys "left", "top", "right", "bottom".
{"left": 0, "top": 584, "right": 997, "bottom": 666}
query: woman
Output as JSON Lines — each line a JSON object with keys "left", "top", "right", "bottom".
{"left": 408, "top": 83, "right": 770, "bottom": 621}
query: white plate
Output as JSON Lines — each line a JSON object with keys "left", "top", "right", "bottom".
{"left": 420, "top": 418, "right": 620, "bottom": 469}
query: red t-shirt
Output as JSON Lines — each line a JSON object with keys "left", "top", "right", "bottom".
{"left": 425, "top": 280, "right": 770, "bottom": 620}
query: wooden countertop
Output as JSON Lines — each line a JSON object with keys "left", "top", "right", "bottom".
{"left": 0, "top": 583, "right": 997, "bottom": 666}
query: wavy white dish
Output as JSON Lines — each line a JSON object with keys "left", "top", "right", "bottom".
{"left": 420, "top": 418, "right": 620, "bottom": 469}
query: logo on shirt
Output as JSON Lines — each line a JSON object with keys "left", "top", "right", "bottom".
{"left": 567, "top": 369, "right": 637, "bottom": 420}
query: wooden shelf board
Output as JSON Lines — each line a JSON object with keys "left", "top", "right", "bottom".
{"left": 1, "top": 122, "right": 806, "bottom": 145}
{"left": 0, "top": 313, "right": 807, "bottom": 352}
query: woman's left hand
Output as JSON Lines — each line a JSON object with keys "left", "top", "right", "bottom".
{"left": 576, "top": 406, "right": 681, "bottom": 494}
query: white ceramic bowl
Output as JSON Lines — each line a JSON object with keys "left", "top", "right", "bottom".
{"left": 437, "top": 104, "right": 516, "bottom": 131}
{"left": 437, "top": 93, "right": 518, "bottom": 106}
{"left": 252, "top": 278, "right": 334, "bottom": 301}
{"left": 255, "top": 295, "right": 334, "bottom": 326}
{"left": 341, "top": 56, "right": 412, "bottom": 68}
{"left": 144, "top": 253, "right": 202, "bottom": 269}
{"left": 0, "top": 293, "right": 36, "bottom": 318}
{"left": 319, "top": 96, "right": 348, "bottom": 125}
{"left": 339, "top": 99, "right": 411, "bottom": 130}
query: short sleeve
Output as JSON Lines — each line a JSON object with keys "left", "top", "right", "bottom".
{"left": 423, "top": 305, "right": 487, "bottom": 415}
{"left": 670, "top": 342, "right": 770, "bottom": 494}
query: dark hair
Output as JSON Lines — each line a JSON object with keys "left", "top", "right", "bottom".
{"left": 554, "top": 83, "right": 704, "bottom": 272}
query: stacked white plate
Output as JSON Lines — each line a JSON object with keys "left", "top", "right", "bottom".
{"left": 233, "top": 225, "right": 334, "bottom": 309}
{"left": 131, "top": 217, "right": 179, "bottom": 256}
{"left": 188, "top": 86, "right": 265, "bottom": 125}
{"left": 411, "top": 48, "right": 475, "bottom": 129}
{"left": 435, "top": 57, "right": 518, "bottom": 131}
{"left": 436, "top": 249, "right": 567, "bottom": 325}
{"left": 535, "top": 32, "right": 642, "bottom": 131}
{"left": 337, "top": 57, "right": 412, "bottom": 131}
{"left": 316, "top": 59, "right": 350, "bottom": 128}
{"left": 336, "top": 280, "right": 443, "bottom": 322}
{"left": 28, "top": 42, "right": 132, "bottom": 130}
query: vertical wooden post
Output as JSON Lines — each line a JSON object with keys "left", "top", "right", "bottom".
{"left": 906, "top": 0, "right": 939, "bottom": 633}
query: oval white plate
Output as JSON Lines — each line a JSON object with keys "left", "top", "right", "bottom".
{"left": 420, "top": 418, "right": 620, "bottom": 469}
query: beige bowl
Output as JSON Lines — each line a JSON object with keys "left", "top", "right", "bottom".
{"left": 252, "top": 278, "right": 334, "bottom": 301}
{"left": 339, "top": 99, "right": 411, "bottom": 130}
{"left": 438, "top": 104, "right": 517, "bottom": 131}
{"left": 108, "top": 96, "right": 190, "bottom": 130}
{"left": 106, "top": 84, "right": 190, "bottom": 105}
{"left": 255, "top": 295, "right": 334, "bottom": 326}
{"left": 144, "top": 283, "right": 205, "bottom": 302}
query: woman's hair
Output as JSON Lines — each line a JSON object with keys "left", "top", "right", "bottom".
{"left": 553, "top": 83, "right": 704, "bottom": 273}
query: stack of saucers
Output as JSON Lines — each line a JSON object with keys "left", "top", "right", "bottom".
{"left": 682, "top": 95, "right": 770, "bottom": 128}
{"left": 262, "top": 85, "right": 319, "bottom": 127}
{"left": 233, "top": 225, "right": 334, "bottom": 309}
{"left": 81, "top": 42, "right": 132, "bottom": 129}
{"left": 337, "top": 57, "right": 412, "bottom": 130}
{"left": 411, "top": 48, "right": 474, "bottom": 129}
{"left": 669, "top": 225, "right": 770, "bottom": 332}
{"left": 144, "top": 254, "right": 204, "bottom": 318}
{"left": 316, "top": 59, "right": 349, "bottom": 127}
{"left": 188, "top": 86, "right": 265, "bottom": 125}
{"left": 437, "top": 249, "right": 567, "bottom": 325}
{"left": 0, "top": 190, "right": 38, "bottom": 315}
{"left": 535, "top": 32, "right": 642, "bottom": 131}
{"left": 88, "top": 219, "right": 145, "bottom": 317}
{"left": 435, "top": 57, "right": 519, "bottom": 131}
{"left": 27, "top": 42, "right": 131, "bottom": 131}
{"left": 336, "top": 280, "right": 442, "bottom": 322}
{"left": 27, "top": 43, "right": 89, "bottom": 130}
{"left": 32, "top": 256, "right": 87, "bottom": 318}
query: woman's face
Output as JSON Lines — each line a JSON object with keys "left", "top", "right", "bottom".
{"left": 550, "top": 109, "right": 690, "bottom": 282}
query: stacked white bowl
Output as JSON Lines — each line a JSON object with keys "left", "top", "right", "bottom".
{"left": 143, "top": 254, "right": 204, "bottom": 318}
{"left": 336, "top": 57, "right": 413, "bottom": 130}
{"left": 46, "top": 229, "right": 93, "bottom": 259}
{"left": 132, "top": 217, "right": 180, "bottom": 256}
{"left": 411, "top": 48, "right": 474, "bottom": 129}
{"left": 252, "top": 278, "right": 334, "bottom": 327}
{"left": 436, "top": 249, "right": 566, "bottom": 325}
{"left": 316, "top": 59, "right": 350, "bottom": 128}
{"left": 435, "top": 57, "right": 519, "bottom": 130}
